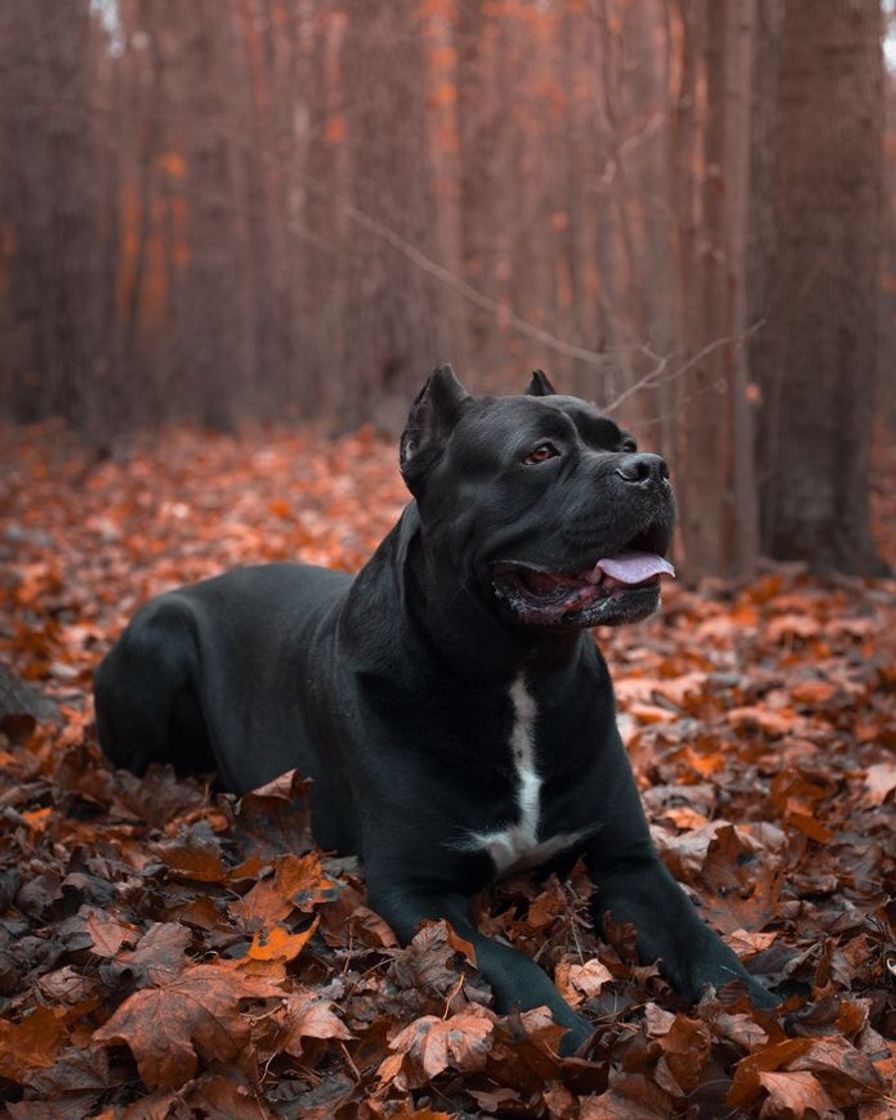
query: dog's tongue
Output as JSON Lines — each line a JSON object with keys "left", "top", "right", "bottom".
{"left": 591, "top": 550, "right": 675, "bottom": 585}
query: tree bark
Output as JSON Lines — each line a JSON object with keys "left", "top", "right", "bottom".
{"left": 671, "top": 0, "right": 759, "bottom": 581}
{"left": 339, "top": 0, "right": 440, "bottom": 426}
{"left": 181, "top": 1, "right": 247, "bottom": 431}
{"left": 755, "top": 0, "right": 885, "bottom": 574}
{"left": 0, "top": 0, "right": 106, "bottom": 434}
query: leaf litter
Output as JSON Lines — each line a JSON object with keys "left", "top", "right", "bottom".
{"left": 0, "top": 422, "right": 894, "bottom": 1118}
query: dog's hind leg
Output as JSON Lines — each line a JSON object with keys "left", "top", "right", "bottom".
{"left": 94, "top": 600, "right": 213, "bottom": 777}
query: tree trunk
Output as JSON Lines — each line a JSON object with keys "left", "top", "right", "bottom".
{"left": 0, "top": 0, "right": 106, "bottom": 434}
{"left": 339, "top": 0, "right": 440, "bottom": 426}
{"left": 181, "top": 2, "right": 247, "bottom": 431}
{"left": 755, "top": 0, "right": 885, "bottom": 574}
{"left": 672, "top": 0, "right": 759, "bottom": 581}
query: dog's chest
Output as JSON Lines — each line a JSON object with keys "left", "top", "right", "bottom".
{"left": 464, "top": 675, "right": 584, "bottom": 875}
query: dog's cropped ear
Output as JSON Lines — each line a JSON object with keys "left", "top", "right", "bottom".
{"left": 400, "top": 363, "right": 471, "bottom": 490}
{"left": 525, "top": 370, "right": 557, "bottom": 397}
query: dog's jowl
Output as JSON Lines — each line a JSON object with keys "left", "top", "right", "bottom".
{"left": 94, "top": 365, "right": 778, "bottom": 1052}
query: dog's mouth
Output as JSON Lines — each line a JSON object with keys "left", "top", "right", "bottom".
{"left": 491, "top": 526, "right": 675, "bottom": 628}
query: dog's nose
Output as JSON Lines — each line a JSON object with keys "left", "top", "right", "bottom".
{"left": 614, "top": 453, "right": 670, "bottom": 486}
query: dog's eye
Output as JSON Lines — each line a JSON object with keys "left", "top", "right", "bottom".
{"left": 523, "top": 442, "right": 559, "bottom": 465}
{"left": 621, "top": 438, "right": 637, "bottom": 453}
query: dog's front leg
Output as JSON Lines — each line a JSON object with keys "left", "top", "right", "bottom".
{"left": 366, "top": 878, "right": 594, "bottom": 1055}
{"left": 587, "top": 846, "right": 779, "bottom": 1009}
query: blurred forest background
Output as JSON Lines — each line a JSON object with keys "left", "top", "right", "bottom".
{"left": 0, "top": 0, "right": 894, "bottom": 579}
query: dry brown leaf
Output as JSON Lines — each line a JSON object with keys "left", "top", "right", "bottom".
{"left": 862, "top": 763, "right": 896, "bottom": 807}
{"left": 116, "top": 922, "right": 192, "bottom": 984}
{"left": 92, "top": 963, "right": 282, "bottom": 1090}
{"left": 383, "top": 1006, "right": 495, "bottom": 1090}
{"left": 0, "top": 1007, "right": 68, "bottom": 1083}
{"left": 280, "top": 989, "right": 353, "bottom": 1056}
{"left": 84, "top": 909, "right": 141, "bottom": 958}
{"left": 756, "top": 1070, "right": 839, "bottom": 1118}
{"left": 555, "top": 958, "right": 613, "bottom": 1006}
{"left": 230, "top": 852, "right": 338, "bottom": 926}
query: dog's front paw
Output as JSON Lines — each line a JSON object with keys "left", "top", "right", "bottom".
{"left": 558, "top": 1015, "right": 596, "bottom": 1058}
{"left": 739, "top": 972, "right": 781, "bottom": 1011}
{"left": 678, "top": 952, "right": 780, "bottom": 1011}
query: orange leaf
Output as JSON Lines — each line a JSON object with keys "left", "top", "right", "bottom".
{"left": 247, "top": 916, "right": 319, "bottom": 962}
{"left": 230, "top": 852, "right": 338, "bottom": 926}
{"left": 785, "top": 810, "right": 833, "bottom": 844}
{"left": 756, "top": 1070, "right": 838, "bottom": 1117}
{"left": 21, "top": 806, "right": 53, "bottom": 832}
{"left": 93, "top": 963, "right": 282, "bottom": 1091}
{"left": 280, "top": 988, "right": 352, "bottom": 1056}
{"left": 383, "top": 1006, "right": 495, "bottom": 1091}
{"left": 0, "top": 1007, "right": 67, "bottom": 1083}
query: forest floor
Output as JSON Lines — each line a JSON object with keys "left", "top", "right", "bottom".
{"left": 0, "top": 422, "right": 895, "bottom": 1120}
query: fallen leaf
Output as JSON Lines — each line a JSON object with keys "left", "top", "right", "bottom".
{"left": 862, "top": 763, "right": 896, "bottom": 807}
{"left": 383, "top": 1006, "right": 495, "bottom": 1090}
{"left": 756, "top": 1070, "right": 839, "bottom": 1118}
{"left": 555, "top": 958, "right": 613, "bottom": 1006}
{"left": 92, "top": 963, "right": 282, "bottom": 1090}
{"left": 0, "top": 1007, "right": 68, "bottom": 1082}
{"left": 116, "top": 922, "right": 192, "bottom": 984}
{"left": 280, "top": 989, "right": 352, "bottom": 1055}
{"left": 247, "top": 916, "right": 319, "bottom": 962}
{"left": 230, "top": 853, "right": 338, "bottom": 927}
{"left": 85, "top": 908, "right": 141, "bottom": 958}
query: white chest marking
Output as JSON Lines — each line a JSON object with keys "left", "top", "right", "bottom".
{"left": 462, "top": 675, "right": 585, "bottom": 875}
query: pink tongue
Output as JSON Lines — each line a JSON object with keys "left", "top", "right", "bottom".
{"left": 591, "top": 550, "right": 675, "bottom": 585}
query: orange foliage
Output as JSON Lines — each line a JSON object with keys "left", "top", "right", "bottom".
{"left": 0, "top": 423, "right": 894, "bottom": 1115}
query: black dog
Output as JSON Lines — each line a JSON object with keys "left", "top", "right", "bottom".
{"left": 94, "top": 366, "right": 776, "bottom": 1051}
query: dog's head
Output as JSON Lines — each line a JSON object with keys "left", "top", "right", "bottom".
{"left": 400, "top": 364, "right": 675, "bottom": 628}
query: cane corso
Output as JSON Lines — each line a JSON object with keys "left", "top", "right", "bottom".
{"left": 94, "top": 365, "right": 777, "bottom": 1052}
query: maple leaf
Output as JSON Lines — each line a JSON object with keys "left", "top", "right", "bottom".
{"left": 21, "top": 1043, "right": 110, "bottom": 1097}
{"left": 247, "top": 916, "right": 319, "bottom": 962}
{"left": 279, "top": 989, "right": 353, "bottom": 1056}
{"left": 661, "top": 822, "right": 782, "bottom": 934}
{"left": 580, "top": 1071, "right": 676, "bottom": 1119}
{"left": 650, "top": 1012, "right": 712, "bottom": 1094}
{"left": 756, "top": 1070, "right": 839, "bottom": 1118}
{"left": 387, "top": 918, "right": 478, "bottom": 1004}
{"left": 555, "top": 958, "right": 613, "bottom": 1006}
{"left": 383, "top": 1006, "right": 495, "bottom": 1090}
{"left": 114, "top": 765, "right": 210, "bottom": 829}
{"left": 229, "top": 852, "right": 338, "bottom": 927}
{"left": 181, "top": 1070, "right": 269, "bottom": 1120}
{"left": 92, "top": 963, "right": 282, "bottom": 1090}
{"left": 0, "top": 1007, "right": 68, "bottom": 1083}
{"left": 82, "top": 907, "right": 140, "bottom": 957}
{"left": 37, "top": 965, "right": 99, "bottom": 1007}
{"left": 727, "top": 1039, "right": 817, "bottom": 1111}
{"left": 153, "top": 838, "right": 229, "bottom": 883}
{"left": 231, "top": 769, "right": 315, "bottom": 859}
{"left": 115, "top": 921, "right": 193, "bottom": 984}
{"left": 784, "top": 1037, "right": 887, "bottom": 1109}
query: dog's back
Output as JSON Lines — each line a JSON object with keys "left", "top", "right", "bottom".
{"left": 95, "top": 562, "right": 351, "bottom": 797}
